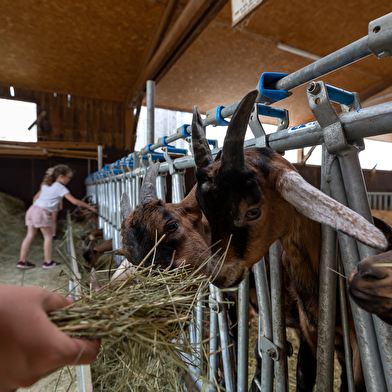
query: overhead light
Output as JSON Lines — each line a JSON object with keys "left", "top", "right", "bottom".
{"left": 277, "top": 42, "right": 321, "bottom": 61}
{"left": 9, "top": 86, "right": 15, "bottom": 97}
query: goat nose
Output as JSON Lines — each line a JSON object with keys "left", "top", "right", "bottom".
{"left": 357, "top": 260, "right": 388, "bottom": 280}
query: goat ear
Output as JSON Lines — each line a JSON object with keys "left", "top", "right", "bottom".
{"left": 220, "top": 90, "right": 258, "bottom": 172}
{"left": 276, "top": 169, "right": 388, "bottom": 251}
{"left": 191, "top": 105, "right": 213, "bottom": 169}
{"left": 140, "top": 162, "right": 160, "bottom": 204}
{"left": 121, "top": 192, "right": 133, "bottom": 219}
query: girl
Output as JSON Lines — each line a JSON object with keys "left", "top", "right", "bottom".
{"left": 33, "top": 167, "right": 63, "bottom": 241}
{"left": 17, "top": 164, "right": 96, "bottom": 269}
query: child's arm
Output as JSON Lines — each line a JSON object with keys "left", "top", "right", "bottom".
{"left": 0, "top": 285, "right": 100, "bottom": 391}
{"left": 64, "top": 193, "right": 96, "bottom": 213}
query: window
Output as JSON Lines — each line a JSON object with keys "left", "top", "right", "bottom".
{"left": 0, "top": 98, "right": 38, "bottom": 142}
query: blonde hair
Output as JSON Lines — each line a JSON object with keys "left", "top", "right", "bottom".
{"left": 42, "top": 164, "right": 73, "bottom": 186}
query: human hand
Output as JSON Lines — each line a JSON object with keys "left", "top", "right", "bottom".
{"left": 89, "top": 205, "right": 96, "bottom": 213}
{"left": 0, "top": 285, "right": 100, "bottom": 392}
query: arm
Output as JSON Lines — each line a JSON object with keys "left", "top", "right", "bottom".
{"left": 0, "top": 285, "right": 100, "bottom": 392}
{"left": 64, "top": 193, "right": 96, "bottom": 213}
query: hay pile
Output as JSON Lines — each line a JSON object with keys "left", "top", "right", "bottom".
{"left": 0, "top": 191, "right": 26, "bottom": 251}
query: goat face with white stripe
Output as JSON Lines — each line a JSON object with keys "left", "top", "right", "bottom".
{"left": 191, "top": 90, "right": 387, "bottom": 289}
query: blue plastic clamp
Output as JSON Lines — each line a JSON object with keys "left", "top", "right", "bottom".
{"left": 325, "top": 84, "right": 354, "bottom": 106}
{"left": 257, "top": 104, "right": 286, "bottom": 119}
{"left": 162, "top": 136, "right": 187, "bottom": 155}
{"left": 207, "top": 139, "right": 217, "bottom": 148}
{"left": 258, "top": 72, "right": 289, "bottom": 103}
{"left": 216, "top": 106, "right": 229, "bottom": 126}
{"left": 181, "top": 124, "right": 191, "bottom": 137}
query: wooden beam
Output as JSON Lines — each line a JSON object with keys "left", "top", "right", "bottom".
{"left": 0, "top": 141, "right": 104, "bottom": 150}
{"left": 360, "top": 76, "right": 392, "bottom": 103}
{"left": 124, "top": 0, "right": 229, "bottom": 110}
{"left": 366, "top": 135, "right": 392, "bottom": 143}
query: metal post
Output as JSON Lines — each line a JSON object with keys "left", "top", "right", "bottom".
{"left": 329, "top": 158, "right": 387, "bottom": 392}
{"left": 237, "top": 274, "right": 249, "bottom": 392}
{"left": 337, "top": 146, "right": 392, "bottom": 390}
{"left": 316, "top": 145, "right": 338, "bottom": 392}
{"left": 146, "top": 80, "right": 155, "bottom": 145}
{"left": 215, "top": 289, "right": 235, "bottom": 392}
{"left": 253, "top": 258, "right": 274, "bottom": 392}
{"left": 97, "top": 145, "right": 103, "bottom": 171}
{"left": 195, "top": 289, "right": 205, "bottom": 376}
{"left": 172, "top": 172, "right": 186, "bottom": 203}
{"left": 209, "top": 284, "right": 219, "bottom": 391}
{"left": 270, "top": 241, "right": 288, "bottom": 392}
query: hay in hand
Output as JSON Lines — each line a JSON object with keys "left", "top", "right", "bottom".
{"left": 49, "top": 259, "right": 217, "bottom": 391}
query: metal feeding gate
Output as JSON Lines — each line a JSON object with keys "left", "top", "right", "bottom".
{"left": 81, "top": 12, "right": 392, "bottom": 392}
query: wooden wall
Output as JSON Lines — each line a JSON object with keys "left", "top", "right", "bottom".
{"left": 0, "top": 86, "right": 126, "bottom": 150}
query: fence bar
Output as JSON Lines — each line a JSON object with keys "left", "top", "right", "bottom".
{"left": 253, "top": 258, "right": 274, "bottom": 392}
{"left": 216, "top": 289, "right": 235, "bottom": 392}
{"left": 146, "top": 80, "right": 155, "bottom": 145}
{"left": 270, "top": 241, "right": 288, "bottom": 392}
{"left": 337, "top": 146, "right": 392, "bottom": 391}
{"left": 338, "top": 256, "right": 356, "bottom": 392}
{"left": 329, "top": 157, "right": 387, "bottom": 392}
{"left": 66, "top": 213, "right": 94, "bottom": 392}
{"left": 237, "top": 274, "right": 250, "bottom": 392}
{"left": 274, "top": 37, "right": 371, "bottom": 92}
{"left": 209, "top": 285, "right": 219, "bottom": 391}
{"left": 316, "top": 146, "right": 338, "bottom": 392}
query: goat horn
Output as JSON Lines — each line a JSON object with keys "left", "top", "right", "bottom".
{"left": 276, "top": 169, "right": 388, "bottom": 251}
{"left": 140, "top": 162, "right": 160, "bottom": 204}
{"left": 191, "top": 105, "right": 213, "bottom": 169}
{"left": 220, "top": 90, "right": 258, "bottom": 172}
{"left": 121, "top": 192, "right": 133, "bottom": 219}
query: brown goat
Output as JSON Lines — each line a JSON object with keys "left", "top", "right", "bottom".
{"left": 120, "top": 164, "right": 319, "bottom": 391}
{"left": 83, "top": 238, "right": 113, "bottom": 268}
{"left": 191, "top": 90, "right": 387, "bottom": 391}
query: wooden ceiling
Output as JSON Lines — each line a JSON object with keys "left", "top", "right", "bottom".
{"left": 1, "top": 0, "right": 392, "bottom": 137}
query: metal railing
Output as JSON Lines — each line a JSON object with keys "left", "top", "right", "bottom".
{"left": 368, "top": 192, "right": 392, "bottom": 211}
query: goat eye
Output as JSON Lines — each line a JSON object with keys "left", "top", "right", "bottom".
{"left": 166, "top": 221, "right": 179, "bottom": 233}
{"left": 246, "top": 208, "right": 260, "bottom": 220}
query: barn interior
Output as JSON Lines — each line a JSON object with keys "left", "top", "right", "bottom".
{"left": 1, "top": 0, "right": 392, "bottom": 212}
{"left": 1, "top": 2, "right": 392, "bottom": 391}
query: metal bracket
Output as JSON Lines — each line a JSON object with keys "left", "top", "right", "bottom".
{"left": 208, "top": 298, "right": 222, "bottom": 314}
{"left": 277, "top": 109, "right": 290, "bottom": 131}
{"left": 249, "top": 103, "right": 267, "bottom": 146}
{"left": 368, "top": 12, "right": 392, "bottom": 59}
{"left": 258, "top": 335, "right": 281, "bottom": 362}
{"left": 162, "top": 146, "right": 185, "bottom": 176}
{"left": 307, "top": 81, "right": 349, "bottom": 155}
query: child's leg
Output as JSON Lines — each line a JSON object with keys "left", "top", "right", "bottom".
{"left": 51, "top": 211, "right": 58, "bottom": 236}
{"left": 19, "top": 226, "right": 38, "bottom": 261}
{"left": 40, "top": 227, "right": 53, "bottom": 262}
